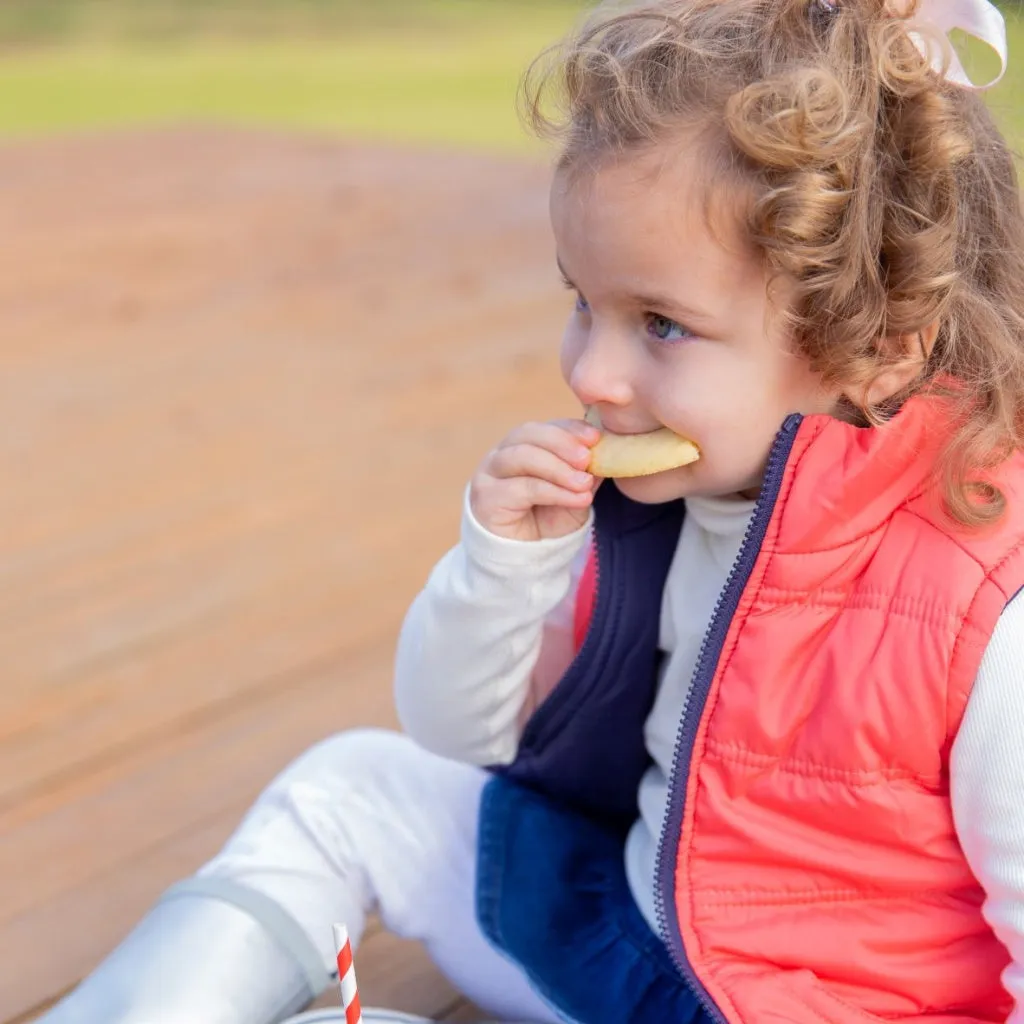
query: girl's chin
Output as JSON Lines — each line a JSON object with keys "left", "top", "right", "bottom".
{"left": 608, "top": 465, "right": 762, "bottom": 504}
{"left": 609, "top": 469, "right": 691, "bottom": 505}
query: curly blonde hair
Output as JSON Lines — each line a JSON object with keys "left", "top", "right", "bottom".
{"left": 523, "top": 0, "right": 1024, "bottom": 526}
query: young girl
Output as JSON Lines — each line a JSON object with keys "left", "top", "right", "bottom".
{"left": 42, "top": 0, "right": 1024, "bottom": 1021}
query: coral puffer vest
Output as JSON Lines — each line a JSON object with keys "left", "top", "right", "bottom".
{"left": 488, "top": 394, "right": 1024, "bottom": 1022}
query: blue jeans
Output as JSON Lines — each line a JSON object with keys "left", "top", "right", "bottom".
{"left": 476, "top": 777, "right": 712, "bottom": 1024}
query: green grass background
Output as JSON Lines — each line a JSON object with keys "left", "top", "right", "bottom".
{"left": 0, "top": 0, "right": 1018, "bottom": 153}
{"left": 0, "top": 1, "right": 585, "bottom": 151}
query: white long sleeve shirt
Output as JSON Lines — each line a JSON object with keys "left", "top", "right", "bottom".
{"left": 394, "top": 489, "right": 1024, "bottom": 1017}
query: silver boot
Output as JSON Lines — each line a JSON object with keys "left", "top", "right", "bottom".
{"left": 37, "top": 878, "right": 331, "bottom": 1024}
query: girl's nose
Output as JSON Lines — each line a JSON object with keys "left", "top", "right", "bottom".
{"left": 568, "top": 330, "right": 634, "bottom": 408}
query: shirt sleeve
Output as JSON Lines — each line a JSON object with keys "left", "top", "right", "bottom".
{"left": 951, "top": 590, "right": 1024, "bottom": 1019}
{"left": 394, "top": 487, "right": 592, "bottom": 766}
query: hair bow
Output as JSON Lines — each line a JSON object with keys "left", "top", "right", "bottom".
{"left": 898, "top": 0, "right": 1007, "bottom": 89}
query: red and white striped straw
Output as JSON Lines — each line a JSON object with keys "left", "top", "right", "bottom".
{"left": 333, "top": 923, "right": 364, "bottom": 1024}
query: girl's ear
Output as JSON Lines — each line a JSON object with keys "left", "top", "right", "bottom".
{"left": 848, "top": 320, "right": 940, "bottom": 411}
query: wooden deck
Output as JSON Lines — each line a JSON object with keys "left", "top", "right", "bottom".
{"left": 0, "top": 128, "right": 569, "bottom": 1023}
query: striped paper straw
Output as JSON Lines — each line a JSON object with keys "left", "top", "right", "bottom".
{"left": 333, "top": 923, "right": 364, "bottom": 1024}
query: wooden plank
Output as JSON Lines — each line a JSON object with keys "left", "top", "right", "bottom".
{"left": 0, "top": 648, "right": 399, "bottom": 1017}
{"left": 0, "top": 128, "right": 568, "bottom": 1023}
{"left": 0, "top": 359, "right": 564, "bottom": 788}
{"left": 4, "top": 818, "right": 236, "bottom": 1024}
{"left": 0, "top": 644, "right": 497, "bottom": 1023}
{"left": 0, "top": 508, "right": 423, "bottom": 813}
{"left": 0, "top": 358, "right": 567, "bottom": 818}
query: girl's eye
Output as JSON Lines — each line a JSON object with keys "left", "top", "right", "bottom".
{"left": 646, "top": 314, "right": 691, "bottom": 343}
{"left": 560, "top": 276, "right": 589, "bottom": 314}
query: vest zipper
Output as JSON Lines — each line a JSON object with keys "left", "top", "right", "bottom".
{"left": 652, "top": 414, "right": 802, "bottom": 1021}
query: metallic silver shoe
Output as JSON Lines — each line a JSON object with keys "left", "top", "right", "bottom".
{"left": 37, "top": 879, "right": 330, "bottom": 1024}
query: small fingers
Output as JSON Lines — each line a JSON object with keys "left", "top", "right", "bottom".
{"left": 498, "top": 420, "right": 599, "bottom": 470}
{"left": 499, "top": 475, "right": 595, "bottom": 512}
{"left": 487, "top": 442, "right": 594, "bottom": 492}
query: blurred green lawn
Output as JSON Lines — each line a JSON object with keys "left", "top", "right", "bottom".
{"left": 0, "top": 1, "right": 584, "bottom": 151}
{"left": 0, "top": 0, "right": 1018, "bottom": 153}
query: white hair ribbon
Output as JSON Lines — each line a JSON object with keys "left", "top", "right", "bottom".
{"left": 902, "top": 0, "right": 1008, "bottom": 89}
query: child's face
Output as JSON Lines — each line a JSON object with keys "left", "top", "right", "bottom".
{"left": 552, "top": 149, "right": 840, "bottom": 502}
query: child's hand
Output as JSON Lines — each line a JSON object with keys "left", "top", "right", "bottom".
{"left": 470, "top": 419, "right": 601, "bottom": 541}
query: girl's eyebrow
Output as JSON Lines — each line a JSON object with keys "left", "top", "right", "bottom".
{"left": 556, "top": 257, "right": 718, "bottom": 326}
{"left": 629, "top": 290, "right": 716, "bottom": 324}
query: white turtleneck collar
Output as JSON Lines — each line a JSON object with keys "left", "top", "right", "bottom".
{"left": 683, "top": 492, "right": 756, "bottom": 539}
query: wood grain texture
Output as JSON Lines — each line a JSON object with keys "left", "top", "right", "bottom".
{"left": 1, "top": 128, "right": 568, "bottom": 1023}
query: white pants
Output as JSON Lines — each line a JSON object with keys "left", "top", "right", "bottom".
{"left": 40, "top": 730, "right": 562, "bottom": 1024}
{"left": 196, "top": 729, "right": 561, "bottom": 1023}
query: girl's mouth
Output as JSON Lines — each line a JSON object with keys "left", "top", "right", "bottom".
{"left": 584, "top": 407, "right": 700, "bottom": 478}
